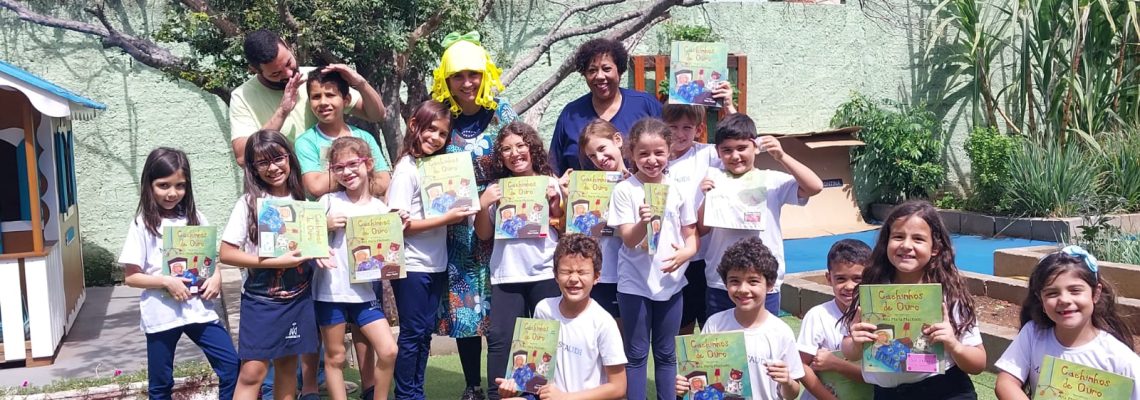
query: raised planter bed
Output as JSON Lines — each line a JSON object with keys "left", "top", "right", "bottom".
{"left": 871, "top": 203, "right": 1140, "bottom": 242}
{"left": 994, "top": 245, "right": 1140, "bottom": 298}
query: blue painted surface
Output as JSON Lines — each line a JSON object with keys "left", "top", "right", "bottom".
{"left": 784, "top": 229, "right": 1056, "bottom": 275}
{"left": 0, "top": 60, "right": 106, "bottom": 110}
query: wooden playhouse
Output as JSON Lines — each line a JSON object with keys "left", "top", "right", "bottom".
{"left": 0, "top": 60, "right": 103, "bottom": 366}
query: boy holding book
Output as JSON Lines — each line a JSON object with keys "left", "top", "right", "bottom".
{"left": 674, "top": 237, "right": 803, "bottom": 400}
{"left": 797, "top": 239, "right": 871, "bottom": 400}
{"left": 495, "top": 234, "right": 627, "bottom": 400}
{"left": 697, "top": 113, "right": 823, "bottom": 317}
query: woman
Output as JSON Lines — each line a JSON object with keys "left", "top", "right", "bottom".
{"left": 548, "top": 37, "right": 663, "bottom": 176}
{"left": 429, "top": 31, "right": 518, "bottom": 400}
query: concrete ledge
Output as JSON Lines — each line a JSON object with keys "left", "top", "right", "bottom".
{"left": 994, "top": 246, "right": 1140, "bottom": 299}
{"left": 960, "top": 212, "right": 995, "bottom": 236}
{"left": 936, "top": 211, "right": 1140, "bottom": 241}
{"left": 939, "top": 209, "right": 963, "bottom": 233}
{"left": 870, "top": 203, "right": 893, "bottom": 222}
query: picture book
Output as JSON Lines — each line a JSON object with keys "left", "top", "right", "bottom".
{"left": 858, "top": 283, "right": 945, "bottom": 374}
{"left": 703, "top": 169, "right": 769, "bottom": 230}
{"left": 504, "top": 318, "right": 560, "bottom": 394}
{"left": 643, "top": 182, "right": 668, "bottom": 255}
{"left": 676, "top": 332, "right": 751, "bottom": 400}
{"left": 256, "top": 199, "right": 329, "bottom": 258}
{"left": 668, "top": 41, "right": 729, "bottom": 107}
{"left": 495, "top": 176, "right": 550, "bottom": 239}
{"left": 345, "top": 213, "right": 405, "bottom": 282}
{"left": 566, "top": 171, "right": 623, "bottom": 237}
{"left": 816, "top": 351, "right": 874, "bottom": 399}
{"left": 1034, "top": 355, "right": 1135, "bottom": 399}
{"left": 161, "top": 226, "right": 217, "bottom": 295}
{"left": 416, "top": 151, "right": 479, "bottom": 218}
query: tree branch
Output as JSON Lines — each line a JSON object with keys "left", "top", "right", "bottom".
{"left": 176, "top": 0, "right": 240, "bottom": 38}
{"left": 476, "top": 0, "right": 496, "bottom": 24}
{"left": 396, "top": 7, "right": 449, "bottom": 78}
{"left": 501, "top": 0, "right": 628, "bottom": 86}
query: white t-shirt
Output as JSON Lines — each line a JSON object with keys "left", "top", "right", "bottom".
{"left": 667, "top": 143, "right": 721, "bottom": 261}
{"left": 533, "top": 297, "right": 627, "bottom": 393}
{"left": 703, "top": 169, "right": 806, "bottom": 293}
{"left": 315, "top": 191, "right": 388, "bottom": 303}
{"left": 598, "top": 235, "right": 621, "bottom": 284}
{"left": 796, "top": 300, "right": 849, "bottom": 400}
{"left": 702, "top": 309, "right": 806, "bottom": 400}
{"left": 607, "top": 175, "right": 696, "bottom": 300}
{"left": 488, "top": 176, "right": 560, "bottom": 285}
{"left": 117, "top": 214, "right": 219, "bottom": 334}
{"left": 386, "top": 155, "right": 447, "bottom": 274}
{"left": 862, "top": 302, "right": 983, "bottom": 387}
{"left": 995, "top": 320, "right": 1140, "bottom": 399}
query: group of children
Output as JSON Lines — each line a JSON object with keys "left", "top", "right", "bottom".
{"left": 119, "top": 67, "right": 1140, "bottom": 400}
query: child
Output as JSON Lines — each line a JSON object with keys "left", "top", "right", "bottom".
{"left": 219, "top": 129, "right": 322, "bottom": 400}
{"left": 673, "top": 237, "right": 804, "bottom": 400}
{"left": 473, "top": 121, "right": 564, "bottom": 399}
{"left": 295, "top": 69, "right": 391, "bottom": 198}
{"left": 494, "top": 234, "right": 628, "bottom": 400}
{"left": 385, "top": 100, "right": 477, "bottom": 399}
{"left": 573, "top": 119, "right": 631, "bottom": 320}
{"left": 316, "top": 136, "right": 403, "bottom": 400}
{"left": 118, "top": 148, "right": 239, "bottom": 399}
{"left": 994, "top": 246, "right": 1140, "bottom": 399}
{"left": 840, "top": 200, "right": 987, "bottom": 399}
{"left": 697, "top": 113, "right": 823, "bottom": 318}
{"left": 607, "top": 117, "right": 699, "bottom": 400}
{"left": 797, "top": 239, "right": 870, "bottom": 400}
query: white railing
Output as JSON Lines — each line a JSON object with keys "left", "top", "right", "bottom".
{"left": 0, "top": 245, "right": 68, "bottom": 362}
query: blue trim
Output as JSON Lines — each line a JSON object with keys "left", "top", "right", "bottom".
{"left": 0, "top": 60, "right": 105, "bottom": 111}
{"left": 67, "top": 130, "right": 77, "bottom": 208}
{"left": 55, "top": 133, "right": 68, "bottom": 210}
{"left": 16, "top": 141, "right": 29, "bottom": 220}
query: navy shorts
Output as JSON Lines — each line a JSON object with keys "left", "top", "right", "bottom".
{"left": 314, "top": 300, "right": 386, "bottom": 327}
{"left": 238, "top": 291, "right": 319, "bottom": 361}
{"left": 590, "top": 282, "right": 621, "bottom": 318}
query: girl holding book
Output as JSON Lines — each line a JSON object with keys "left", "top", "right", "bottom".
{"left": 119, "top": 147, "right": 238, "bottom": 400}
{"left": 607, "top": 118, "right": 699, "bottom": 400}
{"left": 993, "top": 247, "right": 1140, "bottom": 399}
{"left": 840, "top": 200, "right": 986, "bottom": 399}
{"left": 473, "top": 121, "right": 563, "bottom": 397}
{"left": 386, "top": 100, "right": 478, "bottom": 399}
{"left": 219, "top": 130, "right": 324, "bottom": 400}
{"left": 317, "top": 136, "right": 406, "bottom": 400}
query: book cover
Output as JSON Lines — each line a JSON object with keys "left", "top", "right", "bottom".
{"left": 505, "top": 318, "right": 560, "bottom": 394}
{"left": 643, "top": 182, "right": 669, "bottom": 255}
{"left": 345, "top": 213, "right": 405, "bottom": 282}
{"left": 256, "top": 199, "right": 329, "bottom": 258}
{"left": 817, "top": 351, "right": 874, "bottom": 399}
{"left": 858, "top": 283, "right": 946, "bottom": 374}
{"left": 566, "top": 171, "right": 623, "bottom": 237}
{"left": 668, "top": 41, "right": 729, "bottom": 107}
{"left": 676, "top": 332, "right": 751, "bottom": 400}
{"left": 416, "top": 151, "right": 479, "bottom": 218}
{"left": 161, "top": 226, "right": 218, "bottom": 295}
{"left": 495, "top": 176, "right": 550, "bottom": 239}
{"left": 1035, "top": 355, "right": 1135, "bottom": 399}
{"left": 703, "top": 169, "right": 769, "bottom": 230}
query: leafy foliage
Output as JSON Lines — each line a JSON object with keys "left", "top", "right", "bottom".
{"left": 660, "top": 22, "right": 722, "bottom": 44}
{"left": 1100, "top": 132, "right": 1140, "bottom": 212}
{"left": 963, "top": 126, "right": 1018, "bottom": 212}
{"left": 1005, "top": 141, "right": 1100, "bottom": 217}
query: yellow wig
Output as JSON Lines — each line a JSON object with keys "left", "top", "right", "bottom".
{"left": 431, "top": 31, "right": 505, "bottom": 115}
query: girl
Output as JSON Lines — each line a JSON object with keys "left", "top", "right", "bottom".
{"left": 606, "top": 118, "right": 699, "bottom": 400}
{"left": 840, "top": 200, "right": 987, "bottom": 399}
{"left": 118, "top": 148, "right": 239, "bottom": 400}
{"left": 573, "top": 119, "right": 631, "bottom": 321}
{"left": 474, "top": 121, "right": 564, "bottom": 396}
{"left": 994, "top": 246, "right": 1140, "bottom": 399}
{"left": 317, "top": 136, "right": 403, "bottom": 400}
{"left": 386, "top": 100, "right": 477, "bottom": 399}
{"left": 220, "top": 130, "right": 322, "bottom": 400}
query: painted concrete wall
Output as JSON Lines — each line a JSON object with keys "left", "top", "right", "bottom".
{"left": 0, "top": 0, "right": 968, "bottom": 264}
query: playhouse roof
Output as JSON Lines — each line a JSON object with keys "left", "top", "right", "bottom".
{"left": 0, "top": 60, "right": 106, "bottom": 120}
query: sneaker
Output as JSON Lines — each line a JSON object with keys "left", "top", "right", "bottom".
{"left": 461, "top": 386, "right": 486, "bottom": 400}
{"left": 299, "top": 394, "right": 320, "bottom": 400}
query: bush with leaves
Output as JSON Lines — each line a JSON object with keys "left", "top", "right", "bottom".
{"left": 831, "top": 94, "right": 946, "bottom": 204}
{"left": 964, "top": 126, "right": 1019, "bottom": 212}
{"left": 1006, "top": 141, "right": 1101, "bottom": 217}
{"left": 1100, "top": 133, "right": 1140, "bottom": 212}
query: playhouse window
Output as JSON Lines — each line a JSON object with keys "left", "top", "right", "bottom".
{"left": 0, "top": 139, "right": 29, "bottom": 222}
{"left": 54, "top": 129, "right": 77, "bottom": 211}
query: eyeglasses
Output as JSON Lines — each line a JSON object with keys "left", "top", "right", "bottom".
{"left": 330, "top": 157, "right": 370, "bottom": 174}
{"left": 253, "top": 155, "right": 289, "bottom": 172}
{"left": 498, "top": 142, "right": 529, "bottom": 156}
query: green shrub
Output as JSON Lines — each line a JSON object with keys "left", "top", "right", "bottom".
{"left": 831, "top": 94, "right": 946, "bottom": 204}
{"left": 1006, "top": 142, "right": 1101, "bottom": 217}
{"left": 1074, "top": 217, "right": 1140, "bottom": 265}
{"left": 82, "top": 241, "right": 119, "bottom": 287}
{"left": 1100, "top": 133, "right": 1140, "bottom": 212}
{"left": 964, "top": 126, "right": 1018, "bottom": 213}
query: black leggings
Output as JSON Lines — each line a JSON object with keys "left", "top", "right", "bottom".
{"left": 457, "top": 336, "right": 483, "bottom": 388}
{"left": 873, "top": 366, "right": 977, "bottom": 400}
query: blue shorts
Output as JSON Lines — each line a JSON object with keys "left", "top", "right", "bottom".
{"left": 239, "top": 291, "right": 318, "bottom": 361}
{"left": 590, "top": 282, "right": 620, "bottom": 318}
{"left": 314, "top": 300, "right": 386, "bottom": 327}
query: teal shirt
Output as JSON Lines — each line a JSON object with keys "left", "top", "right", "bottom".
{"left": 295, "top": 125, "right": 391, "bottom": 174}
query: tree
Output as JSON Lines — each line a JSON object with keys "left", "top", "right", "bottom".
{"left": 1, "top": 0, "right": 705, "bottom": 156}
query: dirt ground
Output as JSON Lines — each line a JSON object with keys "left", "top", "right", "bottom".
{"left": 973, "top": 295, "right": 1140, "bottom": 350}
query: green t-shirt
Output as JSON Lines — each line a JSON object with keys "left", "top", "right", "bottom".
{"left": 295, "top": 124, "right": 391, "bottom": 174}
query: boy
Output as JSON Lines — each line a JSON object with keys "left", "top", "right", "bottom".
{"left": 798, "top": 239, "right": 871, "bottom": 400}
{"left": 697, "top": 113, "right": 823, "bottom": 318}
{"left": 674, "top": 237, "right": 804, "bottom": 400}
{"left": 494, "top": 234, "right": 627, "bottom": 400}
{"left": 295, "top": 69, "right": 391, "bottom": 198}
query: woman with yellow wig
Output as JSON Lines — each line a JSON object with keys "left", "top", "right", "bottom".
{"left": 427, "top": 31, "right": 518, "bottom": 400}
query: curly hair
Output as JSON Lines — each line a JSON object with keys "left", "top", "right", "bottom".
{"left": 1022, "top": 252, "right": 1133, "bottom": 348}
{"left": 717, "top": 237, "right": 779, "bottom": 290}
{"left": 493, "top": 121, "right": 553, "bottom": 178}
{"left": 573, "top": 38, "right": 629, "bottom": 76}
{"left": 554, "top": 233, "right": 603, "bottom": 274}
